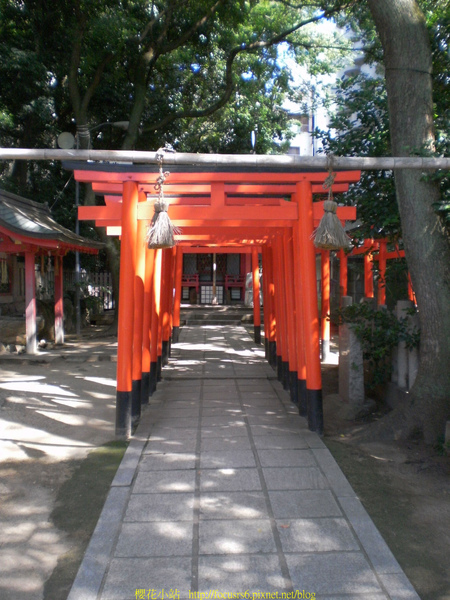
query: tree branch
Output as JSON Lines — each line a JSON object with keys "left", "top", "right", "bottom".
{"left": 139, "top": 1, "right": 171, "bottom": 43}
{"left": 80, "top": 53, "right": 114, "bottom": 115}
{"left": 143, "top": 1, "right": 356, "bottom": 133}
{"left": 144, "top": 0, "right": 355, "bottom": 133}
{"left": 161, "top": 0, "right": 226, "bottom": 55}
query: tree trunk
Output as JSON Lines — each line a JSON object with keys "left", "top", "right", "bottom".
{"left": 368, "top": 0, "right": 450, "bottom": 443}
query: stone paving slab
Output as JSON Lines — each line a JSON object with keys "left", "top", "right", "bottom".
{"left": 199, "top": 469, "right": 263, "bottom": 492}
{"left": 197, "top": 555, "right": 289, "bottom": 592}
{"left": 285, "top": 553, "right": 382, "bottom": 596}
{"left": 199, "top": 519, "right": 277, "bottom": 554}
{"left": 198, "top": 491, "right": 269, "bottom": 520}
{"left": 262, "top": 467, "right": 329, "bottom": 490}
{"left": 67, "top": 325, "right": 420, "bottom": 600}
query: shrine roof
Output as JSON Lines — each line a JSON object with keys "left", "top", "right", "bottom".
{"left": 0, "top": 188, "right": 103, "bottom": 253}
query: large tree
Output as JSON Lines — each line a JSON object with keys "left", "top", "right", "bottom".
{"left": 363, "top": 0, "right": 450, "bottom": 442}
{"left": 317, "top": 0, "right": 450, "bottom": 442}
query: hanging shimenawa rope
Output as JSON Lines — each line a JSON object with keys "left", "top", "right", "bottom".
{"left": 313, "top": 155, "right": 352, "bottom": 251}
{"left": 146, "top": 144, "right": 180, "bottom": 249}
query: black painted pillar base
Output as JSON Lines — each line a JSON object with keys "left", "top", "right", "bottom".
{"left": 157, "top": 355, "right": 162, "bottom": 381}
{"left": 254, "top": 325, "right": 261, "bottom": 345}
{"left": 277, "top": 355, "right": 283, "bottom": 381}
{"left": 149, "top": 362, "right": 158, "bottom": 395}
{"left": 289, "top": 371, "right": 299, "bottom": 404}
{"left": 298, "top": 379, "right": 307, "bottom": 417}
{"left": 131, "top": 379, "right": 141, "bottom": 430}
{"left": 307, "top": 388, "right": 324, "bottom": 435}
{"left": 141, "top": 372, "right": 150, "bottom": 406}
{"left": 172, "top": 326, "right": 180, "bottom": 344}
{"left": 269, "top": 341, "right": 277, "bottom": 368}
{"left": 265, "top": 338, "right": 269, "bottom": 360}
{"left": 282, "top": 361, "right": 290, "bottom": 390}
{"left": 162, "top": 340, "right": 169, "bottom": 366}
{"left": 116, "top": 390, "right": 131, "bottom": 439}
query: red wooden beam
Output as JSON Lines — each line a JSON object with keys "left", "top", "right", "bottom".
{"left": 75, "top": 169, "right": 361, "bottom": 185}
{"left": 80, "top": 200, "right": 355, "bottom": 225}
{"left": 94, "top": 181, "right": 351, "bottom": 196}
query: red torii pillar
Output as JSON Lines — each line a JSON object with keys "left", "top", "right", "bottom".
{"left": 131, "top": 190, "right": 147, "bottom": 426}
{"left": 172, "top": 246, "right": 183, "bottom": 343}
{"left": 251, "top": 246, "right": 261, "bottom": 344}
{"left": 142, "top": 247, "right": 155, "bottom": 404}
{"left": 54, "top": 255, "right": 64, "bottom": 345}
{"left": 408, "top": 273, "right": 416, "bottom": 304}
{"left": 377, "top": 239, "right": 387, "bottom": 305}
{"left": 284, "top": 231, "right": 299, "bottom": 405}
{"left": 261, "top": 244, "right": 271, "bottom": 361}
{"left": 364, "top": 239, "right": 375, "bottom": 299}
{"left": 161, "top": 248, "right": 174, "bottom": 366}
{"left": 291, "top": 222, "right": 307, "bottom": 416}
{"left": 294, "top": 180, "right": 323, "bottom": 434}
{"left": 156, "top": 251, "right": 166, "bottom": 380}
{"left": 264, "top": 244, "right": 277, "bottom": 368}
{"left": 276, "top": 231, "right": 291, "bottom": 391}
{"left": 116, "top": 180, "right": 138, "bottom": 438}
{"left": 150, "top": 249, "right": 162, "bottom": 394}
{"left": 168, "top": 247, "right": 177, "bottom": 356}
{"left": 321, "top": 250, "right": 331, "bottom": 361}
{"left": 272, "top": 234, "right": 288, "bottom": 387}
{"left": 25, "top": 251, "right": 37, "bottom": 355}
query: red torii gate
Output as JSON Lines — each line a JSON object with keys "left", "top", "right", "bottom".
{"left": 336, "top": 239, "right": 415, "bottom": 306}
{"left": 73, "top": 164, "right": 360, "bottom": 438}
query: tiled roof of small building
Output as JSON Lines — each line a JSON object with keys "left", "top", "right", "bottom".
{"left": 0, "top": 188, "right": 103, "bottom": 252}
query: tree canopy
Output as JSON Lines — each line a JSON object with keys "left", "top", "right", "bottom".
{"left": 0, "top": 0, "right": 354, "bottom": 227}
{"left": 314, "top": 0, "right": 449, "bottom": 240}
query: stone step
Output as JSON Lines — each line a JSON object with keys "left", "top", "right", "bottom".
{"left": 180, "top": 305, "right": 261, "bottom": 326}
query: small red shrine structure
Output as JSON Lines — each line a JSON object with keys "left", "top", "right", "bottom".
{"left": 70, "top": 161, "right": 361, "bottom": 437}
{"left": 0, "top": 188, "right": 102, "bottom": 352}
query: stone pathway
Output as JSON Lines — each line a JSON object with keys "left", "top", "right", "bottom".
{"left": 68, "top": 325, "right": 420, "bottom": 600}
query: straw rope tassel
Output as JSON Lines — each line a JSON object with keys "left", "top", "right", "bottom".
{"left": 313, "top": 160, "right": 352, "bottom": 251}
{"left": 147, "top": 144, "right": 180, "bottom": 249}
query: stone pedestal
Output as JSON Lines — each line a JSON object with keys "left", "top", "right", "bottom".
{"left": 339, "top": 296, "right": 365, "bottom": 406}
{"left": 395, "top": 300, "right": 419, "bottom": 390}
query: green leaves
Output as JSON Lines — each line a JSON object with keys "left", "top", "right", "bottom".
{"left": 315, "top": 73, "right": 399, "bottom": 240}
{"left": 334, "top": 301, "right": 420, "bottom": 388}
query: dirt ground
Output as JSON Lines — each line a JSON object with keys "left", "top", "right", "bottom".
{"left": 0, "top": 329, "right": 126, "bottom": 600}
{"left": 321, "top": 363, "right": 450, "bottom": 600}
{"left": 0, "top": 329, "right": 449, "bottom": 600}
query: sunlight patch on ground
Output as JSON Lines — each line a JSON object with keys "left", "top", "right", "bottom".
{"left": 171, "top": 360, "right": 204, "bottom": 366}
{"left": 175, "top": 342, "right": 228, "bottom": 352}
{"left": 0, "top": 420, "right": 93, "bottom": 460}
{"left": 0, "top": 380, "right": 77, "bottom": 397}
{"left": 85, "top": 391, "right": 115, "bottom": 401}
{"left": 82, "top": 376, "right": 117, "bottom": 387}
{"left": 0, "top": 375, "right": 46, "bottom": 383}
{"left": 35, "top": 410, "right": 111, "bottom": 429}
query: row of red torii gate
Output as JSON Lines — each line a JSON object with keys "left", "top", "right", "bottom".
{"left": 71, "top": 161, "right": 406, "bottom": 438}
